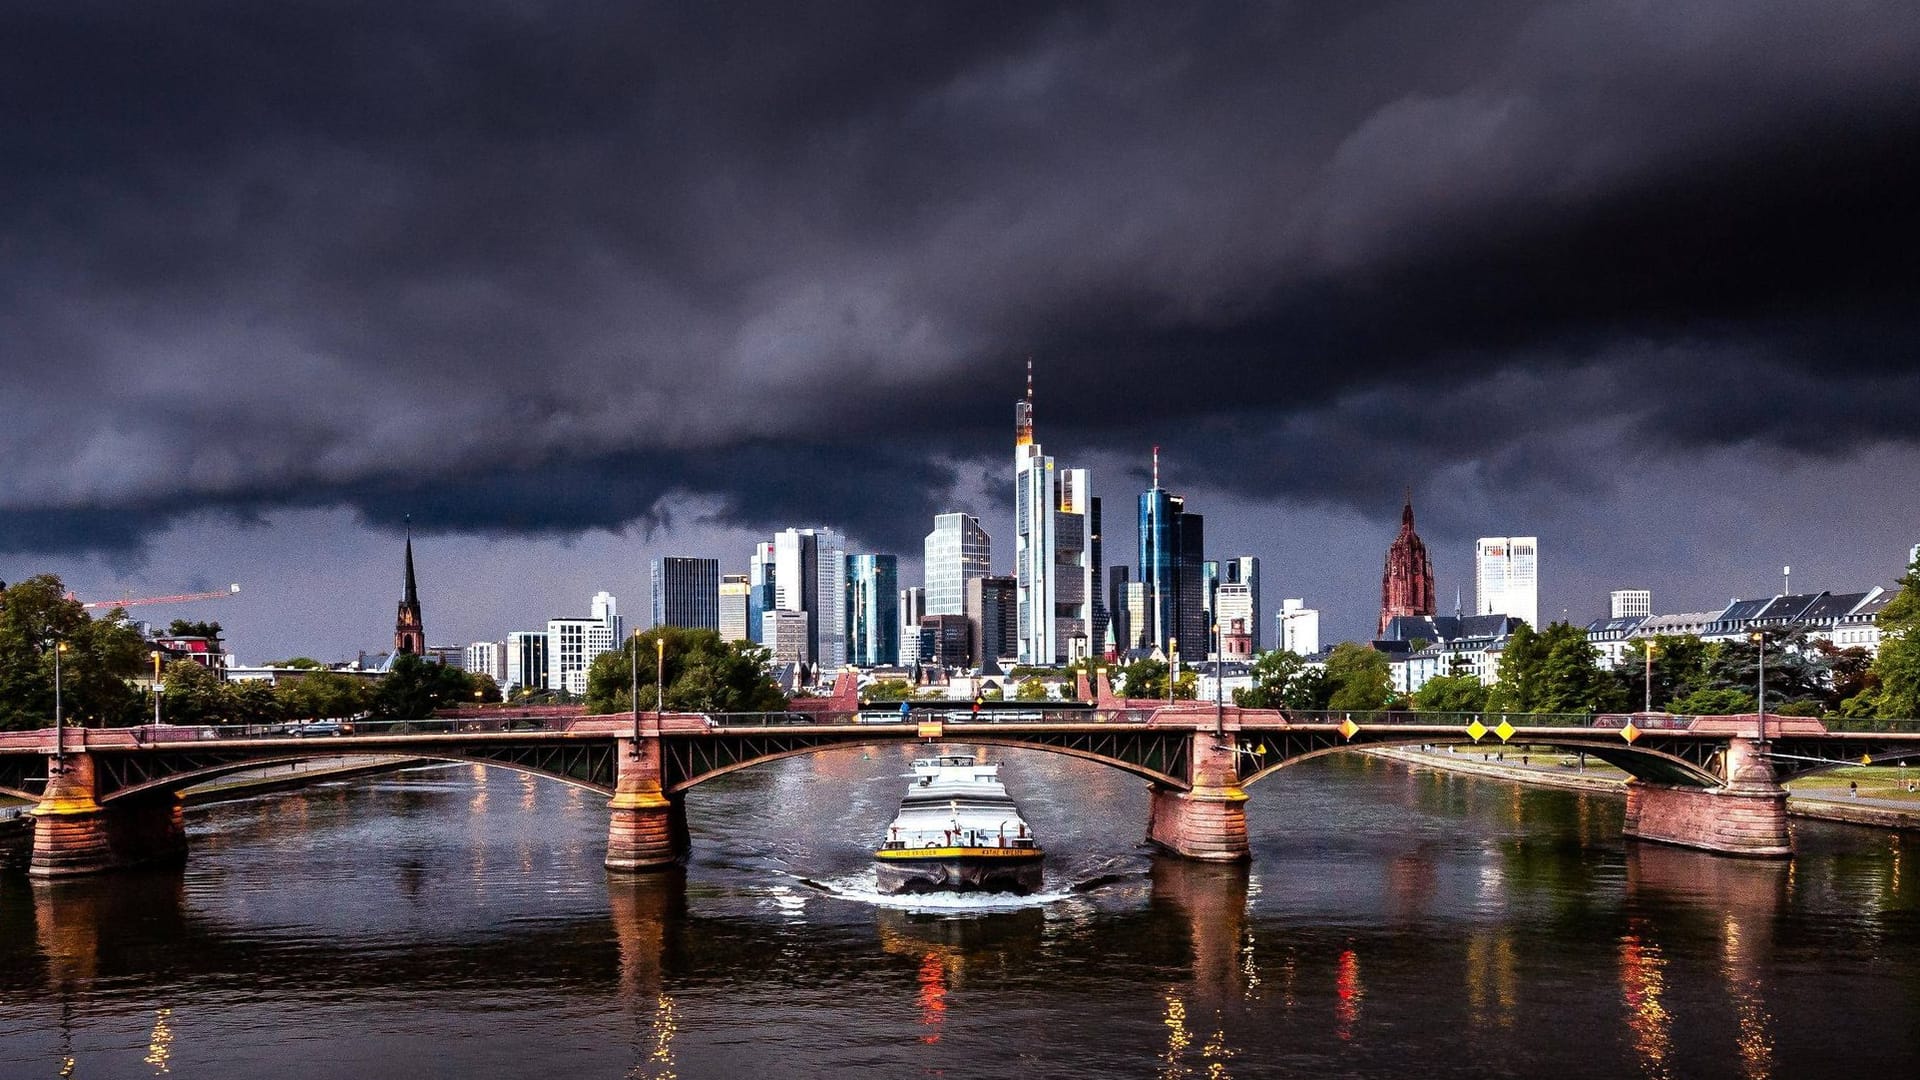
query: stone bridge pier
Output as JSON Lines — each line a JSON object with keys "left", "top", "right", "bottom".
{"left": 1621, "top": 737, "right": 1790, "bottom": 858}
{"left": 29, "top": 753, "right": 187, "bottom": 878}
{"left": 606, "top": 737, "right": 688, "bottom": 872}
{"left": 1145, "top": 731, "right": 1250, "bottom": 862}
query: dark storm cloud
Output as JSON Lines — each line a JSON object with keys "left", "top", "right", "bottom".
{"left": 4, "top": 1, "right": 1919, "bottom": 555}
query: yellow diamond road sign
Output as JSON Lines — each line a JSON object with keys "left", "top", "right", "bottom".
{"left": 1465, "top": 720, "right": 1488, "bottom": 743}
{"left": 1338, "top": 718, "right": 1360, "bottom": 740}
{"left": 1494, "top": 720, "right": 1516, "bottom": 743}
{"left": 1861, "top": 754, "right": 1873, "bottom": 766}
{"left": 1620, "top": 722, "right": 1641, "bottom": 744}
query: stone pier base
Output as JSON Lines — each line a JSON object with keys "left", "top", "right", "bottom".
{"left": 606, "top": 736, "right": 688, "bottom": 871}
{"left": 30, "top": 756, "right": 186, "bottom": 878}
{"left": 1145, "top": 784, "right": 1250, "bottom": 862}
{"left": 1622, "top": 783, "right": 1791, "bottom": 858}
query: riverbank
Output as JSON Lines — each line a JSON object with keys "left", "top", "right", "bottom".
{"left": 1363, "top": 746, "right": 1920, "bottom": 832}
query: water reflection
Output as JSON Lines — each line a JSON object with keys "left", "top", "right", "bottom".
{"left": 145, "top": 1007, "right": 174, "bottom": 1075}
{"left": 1618, "top": 920, "right": 1674, "bottom": 1080}
{"left": 1464, "top": 931, "right": 1517, "bottom": 1031}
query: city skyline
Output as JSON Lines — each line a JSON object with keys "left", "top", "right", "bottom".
{"left": 4, "top": 5, "right": 1918, "bottom": 662}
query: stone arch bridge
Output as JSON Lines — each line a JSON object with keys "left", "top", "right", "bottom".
{"left": 4, "top": 707, "right": 1917, "bottom": 877}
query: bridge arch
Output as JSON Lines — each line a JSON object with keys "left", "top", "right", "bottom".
{"left": 92, "top": 743, "right": 617, "bottom": 805}
{"left": 1233, "top": 731, "right": 1723, "bottom": 789}
{"left": 662, "top": 729, "right": 1191, "bottom": 793}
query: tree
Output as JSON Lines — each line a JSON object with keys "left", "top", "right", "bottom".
{"left": 1486, "top": 623, "right": 1545, "bottom": 713}
{"left": 1324, "top": 643, "right": 1391, "bottom": 712}
{"left": 584, "top": 628, "right": 785, "bottom": 714}
{"left": 162, "top": 659, "right": 229, "bottom": 725}
{"left": 1014, "top": 679, "right": 1051, "bottom": 701}
{"left": 861, "top": 679, "right": 916, "bottom": 703}
{"left": 1670, "top": 687, "right": 1755, "bottom": 715}
{"left": 1234, "top": 649, "right": 1303, "bottom": 709}
{"left": 0, "top": 575, "right": 148, "bottom": 729}
{"left": 1413, "top": 673, "right": 1488, "bottom": 714}
{"left": 277, "top": 670, "right": 374, "bottom": 720}
{"left": 1534, "top": 623, "right": 1624, "bottom": 714}
{"left": 1870, "top": 563, "right": 1920, "bottom": 719}
{"left": 371, "top": 652, "right": 473, "bottom": 721}
{"left": 166, "top": 619, "right": 224, "bottom": 644}
{"left": 1117, "top": 657, "right": 1168, "bottom": 700}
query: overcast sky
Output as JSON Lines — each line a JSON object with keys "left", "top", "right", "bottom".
{"left": 4, "top": 2, "right": 1917, "bottom": 662}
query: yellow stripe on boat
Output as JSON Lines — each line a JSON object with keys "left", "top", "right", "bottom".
{"left": 874, "top": 847, "right": 1044, "bottom": 860}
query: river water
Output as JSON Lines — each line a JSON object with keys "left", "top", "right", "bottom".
{"left": 2, "top": 747, "right": 1916, "bottom": 1078}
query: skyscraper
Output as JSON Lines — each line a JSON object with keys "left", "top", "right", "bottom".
{"left": 846, "top": 553, "right": 900, "bottom": 667}
{"left": 771, "top": 527, "right": 848, "bottom": 672}
{"left": 1107, "top": 566, "right": 1131, "bottom": 655}
{"left": 1013, "top": 363, "right": 1094, "bottom": 664}
{"left": 1224, "top": 556, "right": 1262, "bottom": 651}
{"left": 719, "top": 574, "right": 751, "bottom": 643}
{"left": 547, "top": 592, "right": 622, "bottom": 696}
{"left": 1138, "top": 451, "right": 1208, "bottom": 657}
{"left": 1476, "top": 536, "right": 1540, "bottom": 627}
{"left": 965, "top": 575, "right": 1018, "bottom": 673}
{"left": 1214, "top": 582, "right": 1255, "bottom": 660}
{"left": 1279, "top": 599, "right": 1320, "bottom": 656}
{"left": 747, "top": 541, "right": 776, "bottom": 645}
{"left": 1090, "top": 496, "right": 1106, "bottom": 659}
{"left": 651, "top": 556, "right": 720, "bottom": 630}
{"left": 924, "top": 513, "right": 991, "bottom": 616}
{"left": 1380, "top": 496, "right": 1437, "bottom": 635}
{"left": 898, "top": 586, "right": 926, "bottom": 666}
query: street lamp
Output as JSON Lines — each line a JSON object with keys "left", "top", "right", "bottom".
{"left": 1750, "top": 630, "right": 1767, "bottom": 743}
{"left": 630, "top": 628, "right": 642, "bottom": 751}
{"left": 151, "top": 650, "right": 164, "bottom": 727}
{"left": 655, "top": 636, "right": 666, "bottom": 716}
{"left": 1643, "top": 639, "right": 1656, "bottom": 714}
{"left": 1167, "top": 638, "right": 1178, "bottom": 704}
{"left": 53, "top": 640, "right": 69, "bottom": 762}
{"left": 1211, "top": 622, "right": 1223, "bottom": 736}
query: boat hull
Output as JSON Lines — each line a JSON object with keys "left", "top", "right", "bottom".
{"left": 874, "top": 850, "right": 1044, "bottom": 895}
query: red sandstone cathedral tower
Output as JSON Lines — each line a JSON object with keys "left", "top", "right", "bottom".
{"left": 395, "top": 523, "right": 425, "bottom": 656}
{"left": 1378, "top": 495, "right": 1435, "bottom": 635}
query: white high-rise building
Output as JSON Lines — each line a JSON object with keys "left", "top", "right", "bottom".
{"left": 1214, "top": 582, "right": 1255, "bottom": 660}
{"left": 771, "top": 527, "right": 848, "bottom": 673}
{"left": 924, "top": 513, "right": 991, "bottom": 616}
{"left": 547, "top": 591, "right": 623, "bottom": 696}
{"left": 1475, "top": 537, "right": 1540, "bottom": 628}
{"left": 1278, "top": 599, "right": 1320, "bottom": 656}
{"left": 1012, "top": 365, "right": 1094, "bottom": 665}
{"left": 898, "top": 586, "right": 926, "bottom": 666}
{"left": 1609, "top": 589, "right": 1652, "bottom": 619}
{"left": 465, "top": 640, "right": 506, "bottom": 684}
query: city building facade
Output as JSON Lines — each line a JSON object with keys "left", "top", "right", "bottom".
{"left": 465, "top": 640, "right": 507, "bottom": 684}
{"left": 747, "top": 541, "right": 777, "bottom": 645}
{"left": 898, "top": 586, "right": 926, "bottom": 666}
{"left": 1223, "top": 556, "right": 1261, "bottom": 651}
{"left": 651, "top": 556, "right": 720, "bottom": 630}
{"left": 1279, "top": 598, "right": 1320, "bottom": 656}
{"left": 846, "top": 553, "right": 900, "bottom": 667}
{"left": 965, "top": 575, "right": 1018, "bottom": 673}
{"left": 1475, "top": 536, "right": 1540, "bottom": 627}
{"left": 1609, "top": 589, "right": 1652, "bottom": 620}
{"left": 924, "top": 513, "right": 991, "bottom": 616}
{"left": 770, "top": 527, "right": 848, "bottom": 672}
{"left": 1138, "top": 454, "right": 1208, "bottom": 658}
{"left": 719, "top": 574, "right": 751, "bottom": 643}
{"left": 505, "top": 631, "right": 548, "bottom": 693}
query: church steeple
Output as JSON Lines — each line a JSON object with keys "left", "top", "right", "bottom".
{"left": 1379, "top": 491, "right": 1436, "bottom": 635}
{"left": 395, "top": 517, "right": 425, "bottom": 656}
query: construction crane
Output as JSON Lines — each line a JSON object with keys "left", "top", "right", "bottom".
{"left": 79, "top": 583, "right": 241, "bottom": 611}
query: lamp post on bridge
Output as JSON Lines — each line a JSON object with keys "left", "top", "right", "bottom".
{"left": 629, "top": 628, "right": 642, "bottom": 755}
{"left": 1643, "top": 639, "right": 1656, "bottom": 714}
{"left": 1211, "top": 622, "right": 1223, "bottom": 737}
{"left": 151, "top": 649, "right": 164, "bottom": 727}
{"left": 53, "top": 639, "right": 68, "bottom": 764}
{"left": 1750, "top": 630, "right": 1768, "bottom": 745}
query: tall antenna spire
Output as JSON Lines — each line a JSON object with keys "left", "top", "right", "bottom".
{"left": 1153, "top": 445, "right": 1160, "bottom": 489}
{"left": 1014, "top": 357, "right": 1035, "bottom": 447}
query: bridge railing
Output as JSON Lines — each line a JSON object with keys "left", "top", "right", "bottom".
{"left": 1813, "top": 716, "right": 1920, "bottom": 733}
{"left": 1272, "top": 710, "right": 1700, "bottom": 731}
{"left": 704, "top": 707, "right": 1161, "bottom": 727}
